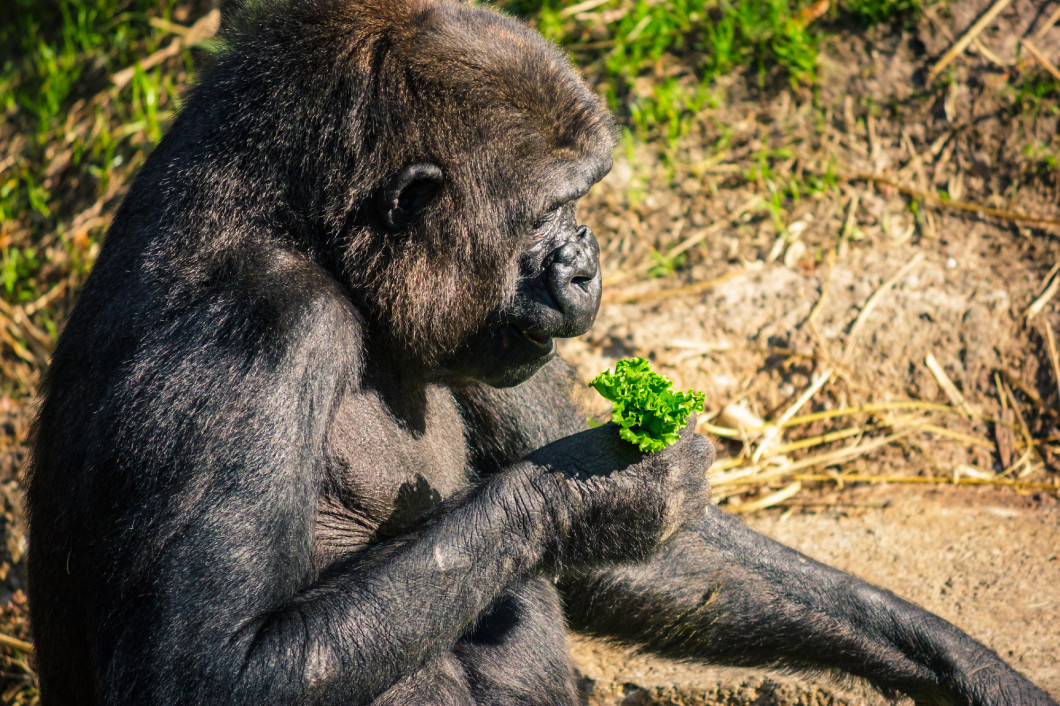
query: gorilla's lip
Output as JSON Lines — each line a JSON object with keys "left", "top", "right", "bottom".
{"left": 506, "top": 325, "right": 554, "bottom": 352}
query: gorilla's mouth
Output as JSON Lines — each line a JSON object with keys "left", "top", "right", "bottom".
{"left": 516, "top": 327, "right": 552, "bottom": 347}
{"left": 496, "top": 323, "right": 555, "bottom": 354}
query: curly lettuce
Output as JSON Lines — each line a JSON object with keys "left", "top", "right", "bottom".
{"left": 589, "top": 357, "right": 705, "bottom": 453}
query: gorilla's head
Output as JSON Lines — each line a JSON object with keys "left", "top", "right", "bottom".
{"left": 218, "top": 0, "right": 616, "bottom": 387}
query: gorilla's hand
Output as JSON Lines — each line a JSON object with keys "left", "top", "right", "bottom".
{"left": 523, "top": 419, "right": 714, "bottom": 570}
{"left": 929, "top": 647, "right": 1059, "bottom": 706}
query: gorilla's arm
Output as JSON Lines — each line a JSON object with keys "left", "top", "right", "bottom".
{"left": 560, "top": 511, "right": 1056, "bottom": 706}
{"left": 456, "top": 358, "right": 1057, "bottom": 706}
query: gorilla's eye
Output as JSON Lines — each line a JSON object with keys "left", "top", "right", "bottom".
{"left": 532, "top": 204, "right": 565, "bottom": 233}
{"left": 531, "top": 212, "right": 553, "bottom": 232}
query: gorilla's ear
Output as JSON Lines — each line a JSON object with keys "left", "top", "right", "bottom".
{"left": 379, "top": 163, "right": 445, "bottom": 232}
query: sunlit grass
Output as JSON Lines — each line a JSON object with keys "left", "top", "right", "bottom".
{"left": 497, "top": 0, "right": 924, "bottom": 140}
{"left": 0, "top": 0, "right": 195, "bottom": 349}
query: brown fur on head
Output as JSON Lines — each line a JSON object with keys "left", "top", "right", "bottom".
{"left": 222, "top": 0, "right": 615, "bottom": 369}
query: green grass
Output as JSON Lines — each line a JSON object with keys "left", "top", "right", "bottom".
{"left": 497, "top": 0, "right": 923, "bottom": 141}
{"left": 0, "top": 0, "right": 194, "bottom": 325}
{"left": 1008, "top": 73, "right": 1060, "bottom": 120}
{"left": 1001, "top": 74, "right": 1060, "bottom": 191}
{"left": 647, "top": 248, "right": 687, "bottom": 277}
{"left": 842, "top": 0, "right": 919, "bottom": 24}
{"left": 0, "top": 0, "right": 205, "bottom": 402}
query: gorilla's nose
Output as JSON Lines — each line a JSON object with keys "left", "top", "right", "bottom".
{"left": 545, "top": 225, "right": 602, "bottom": 336}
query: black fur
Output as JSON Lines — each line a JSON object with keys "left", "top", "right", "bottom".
{"left": 26, "top": 1, "right": 1056, "bottom": 705}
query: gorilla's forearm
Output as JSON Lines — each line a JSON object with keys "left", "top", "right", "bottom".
{"left": 231, "top": 466, "right": 555, "bottom": 704}
{"left": 560, "top": 505, "right": 1056, "bottom": 706}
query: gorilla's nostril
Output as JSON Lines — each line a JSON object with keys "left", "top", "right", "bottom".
{"left": 570, "top": 275, "right": 593, "bottom": 290}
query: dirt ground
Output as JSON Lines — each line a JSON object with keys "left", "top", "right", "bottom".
{"left": 1, "top": 0, "right": 1059, "bottom": 702}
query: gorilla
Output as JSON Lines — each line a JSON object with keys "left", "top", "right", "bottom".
{"left": 25, "top": 0, "right": 1056, "bottom": 704}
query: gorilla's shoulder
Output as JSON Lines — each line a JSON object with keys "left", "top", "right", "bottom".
{"left": 75, "top": 240, "right": 367, "bottom": 392}
{"left": 206, "top": 245, "right": 366, "bottom": 379}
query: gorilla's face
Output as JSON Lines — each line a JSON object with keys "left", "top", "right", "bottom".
{"left": 357, "top": 6, "right": 616, "bottom": 389}
{"left": 453, "top": 198, "right": 604, "bottom": 388}
{"left": 374, "top": 154, "right": 611, "bottom": 389}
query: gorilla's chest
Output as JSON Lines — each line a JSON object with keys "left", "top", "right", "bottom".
{"left": 314, "top": 385, "right": 472, "bottom": 561}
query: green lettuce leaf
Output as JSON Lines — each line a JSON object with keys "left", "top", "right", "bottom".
{"left": 589, "top": 357, "right": 705, "bottom": 453}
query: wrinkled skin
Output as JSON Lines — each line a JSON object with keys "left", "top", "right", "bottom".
{"left": 24, "top": 0, "right": 1057, "bottom": 705}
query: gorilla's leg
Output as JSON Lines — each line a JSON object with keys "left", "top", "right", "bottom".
{"left": 561, "top": 505, "right": 1055, "bottom": 706}
{"left": 455, "top": 578, "right": 580, "bottom": 706}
